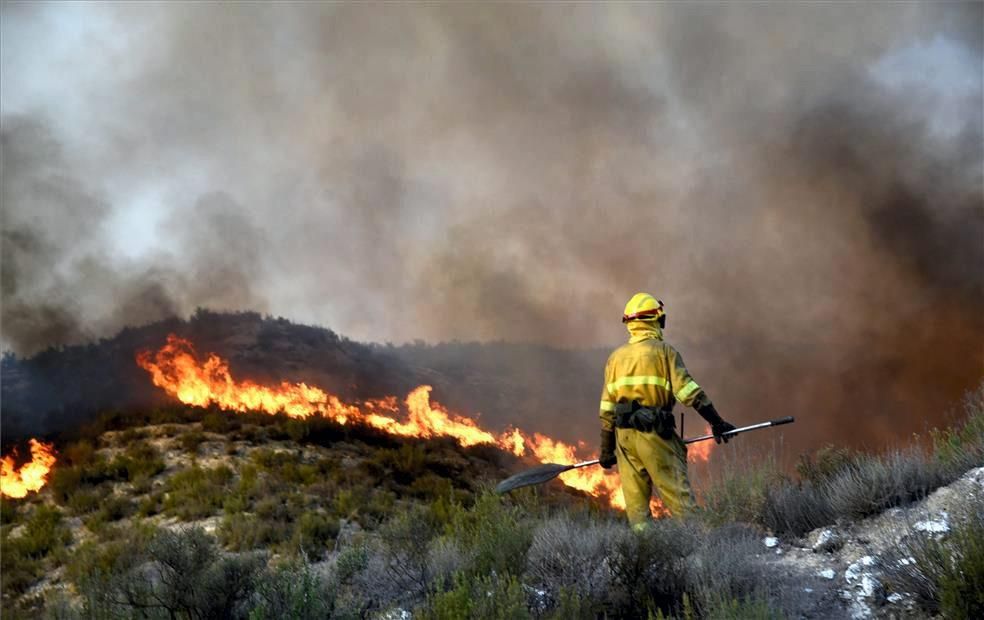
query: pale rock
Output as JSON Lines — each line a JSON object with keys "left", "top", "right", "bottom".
{"left": 812, "top": 528, "right": 844, "bottom": 553}
{"left": 859, "top": 574, "right": 879, "bottom": 598}
{"left": 819, "top": 569, "right": 836, "bottom": 580}
{"left": 763, "top": 536, "right": 779, "bottom": 548}
{"left": 914, "top": 512, "right": 950, "bottom": 534}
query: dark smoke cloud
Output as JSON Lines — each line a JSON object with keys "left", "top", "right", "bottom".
{"left": 1, "top": 3, "right": 981, "bottom": 452}
{"left": 1, "top": 117, "right": 268, "bottom": 353}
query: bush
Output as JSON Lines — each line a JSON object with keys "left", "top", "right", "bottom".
{"left": 179, "top": 430, "right": 207, "bottom": 454}
{"left": 203, "top": 411, "right": 236, "bottom": 434}
{"left": 761, "top": 481, "right": 831, "bottom": 536}
{"left": 163, "top": 465, "right": 235, "bottom": 520}
{"left": 444, "top": 492, "right": 534, "bottom": 578}
{"left": 292, "top": 512, "right": 339, "bottom": 559}
{"left": 686, "top": 523, "right": 777, "bottom": 617}
{"left": 1, "top": 498, "right": 20, "bottom": 525}
{"left": 885, "top": 507, "right": 984, "bottom": 619}
{"left": 828, "top": 450, "right": 949, "bottom": 519}
{"left": 423, "top": 572, "right": 529, "bottom": 620}
{"left": 796, "top": 444, "right": 859, "bottom": 486}
{"left": 525, "top": 514, "right": 621, "bottom": 606}
{"left": 700, "top": 456, "right": 779, "bottom": 528}
{"left": 604, "top": 518, "right": 698, "bottom": 617}
{"left": 9, "top": 505, "right": 71, "bottom": 559}
{"left": 77, "top": 527, "right": 266, "bottom": 619}
{"left": 1, "top": 506, "right": 71, "bottom": 596}
{"left": 84, "top": 494, "right": 136, "bottom": 533}
{"left": 250, "top": 560, "right": 336, "bottom": 620}
{"left": 219, "top": 514, "right": 291, "bottom": 552}
{"left": 932, "top": 385, "right": 984, "bottom": 471}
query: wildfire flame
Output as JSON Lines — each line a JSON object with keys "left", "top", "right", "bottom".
{"left": 1, "top": 439, "right": 57, "bottom": 498}
{"left": 137, "top": 334, "right": 713, "bottom": 513}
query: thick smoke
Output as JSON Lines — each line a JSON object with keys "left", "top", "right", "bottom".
{"left": 1, "top": 3, "right": 981, "bottom": 451}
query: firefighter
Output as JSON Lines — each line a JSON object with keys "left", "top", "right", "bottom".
{"left": 599, "top": 293, "right": 736, "bottom": 528}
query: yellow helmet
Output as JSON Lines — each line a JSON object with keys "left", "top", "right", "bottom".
{"left": 622, "top": 292, "right": 665, "bottom": 323}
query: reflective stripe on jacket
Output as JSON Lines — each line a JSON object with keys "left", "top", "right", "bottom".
{"left": 599, "top": 321, "right": 707, "bottom": 431}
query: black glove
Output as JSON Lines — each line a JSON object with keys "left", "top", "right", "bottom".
{"left": 711, "top": 420, "right": 737, "bottom": 444}
{"left": 695, "top": 401, "right": 736, "bottom": 444}
{"left": 599, "top": 429, "right": 617, "bottom": 469}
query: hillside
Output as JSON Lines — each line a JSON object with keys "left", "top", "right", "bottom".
{"left": 1, "top": 389, "right": 982, "bottom": 619}
{"left": 1, "top": 405, "right": 596, "bottom": 618}
{"left": 1, "top": 310, "right": 605, "bottom": 447}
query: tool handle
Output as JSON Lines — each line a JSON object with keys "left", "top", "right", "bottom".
{"left": 682, "top": 415, "right": 795, "bottom": 444}
{"left": 572, "top": 459, "right": 600, "bottom": 469}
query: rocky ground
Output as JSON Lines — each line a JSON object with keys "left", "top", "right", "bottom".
{"left": 756, "top": 466, "right": 984, "bottom": 619}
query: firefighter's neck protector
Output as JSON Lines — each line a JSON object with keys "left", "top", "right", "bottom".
{"left": 626, "top": 320, "right": 663, "bottom": 343}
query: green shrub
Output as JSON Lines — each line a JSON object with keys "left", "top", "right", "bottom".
{"left": 219, "top": 514, "right": 291, "bottom": 551}
{"left": 78, "top": 527, "right": 266, "bottom": 619}
{"left": 423, "top": 572, "right": 529, "bottom": 620}
{"left": 444, "top": 492, "right": 534, "bottom": 578}
{"left": 932, "top": 385, "right": 984, "bottom": 471}
{"left": 886, "top": 508, "right": 984, "bottom": 619}
{"left": 48, "top": 467, "right": 84, "bottom": 504}
{"left": 84, "top": 494, "right": 135, "bottom": 532}
{"left": 250, "top": 559, "right": 336, "bottom": 619}
{"left": 939, "top": 510, "right": 984, "bottom": 619}
{"left": 604, "top": 518, "right": 698, "bottom": 617}
{"left": 179, "top": 431, "right": 207, "bottom": 454}
{"left": 796, "top": 445, "right": 858, "bottom": 486}
{"left": 62, "top": 440, "right": 96, "bottom": 467}
{"left": 138, "top": 492, "right": 164, "bottom": 517}
{"left": 203, "top": 411, "right": 236, "bottom": 434}
{"left": 284, "top": 419, "right": 309, "bottom": 443}
{"left": 700, "top": 456, "right": 779, "bottom": 528}
{"left": 292, "top": 512, "right": 339, "bottom": 559}
{"left": 1, "top": 506, "right": 71, "bottom": 596}
{"left": 163, "top": 465, "right": 235, "bottom": 520}
{"left": 10, "top": 505, "right": 71, "bottom": 559}
{"left": 1, "top": 498, "right": 20, "bottom": 525}
{"left": 371, "top": 444, "right": 427, "bottom": 485}
{"left": 67, "top": 486, "right": 108, "bottom": 516}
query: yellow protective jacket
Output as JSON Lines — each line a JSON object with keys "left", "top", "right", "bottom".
{"left": 599, "top": 321, "right": 709, "bottom": 431}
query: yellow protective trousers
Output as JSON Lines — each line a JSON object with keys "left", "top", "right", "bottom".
{"left": 615, "top": 427, "right": 695, "bottom": 528}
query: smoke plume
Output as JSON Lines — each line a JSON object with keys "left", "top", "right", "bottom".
{"left": 1, "top": 3, "right": 981, "bottom": 452}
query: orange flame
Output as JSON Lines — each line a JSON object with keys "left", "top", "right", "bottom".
{"left": 137, "top": 334, "right": 713, "bottom": 513}
{"left": 689, "top": 425, "right": 714, "bottom": 462}
{"left": 1, "top": 439, "right": 57, "bottom": 498}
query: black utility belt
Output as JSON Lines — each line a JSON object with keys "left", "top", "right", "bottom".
{"left": 613, "top": 402, "right": 676, "bottom": 439}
